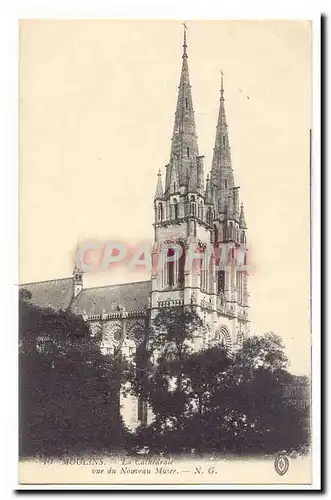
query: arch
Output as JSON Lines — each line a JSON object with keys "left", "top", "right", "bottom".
{"left": 240, "top": 231, "right": 246, "bottom": 245}
{"left": 228, "top": 221, "right": 233, "bottom": 240}
{"left": 198, "top": 200, "right": 203, "bottom": 219}
{"left": 207, "top": 206, "right": 212, "bottom": 225}
{"left": 167, "top": 247, "right": 175, "bottom": 287}
{"left": 158, "top": 203, "right": 163, "bottom": 222}
{"left": 173, "top": 198, "right": 178, "bottom": 219}
{"left": 178, "top": 242, "right": 185, "bottom": 286}
{"left": 215, "top": 325, "right": 232, "bottom": 354}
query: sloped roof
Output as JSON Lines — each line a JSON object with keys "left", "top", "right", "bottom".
{"left": 20, "top": 277, "right": 74, "bottom": 312}
{"left": 71, "top": 280, "right": 151, "bottom": 316}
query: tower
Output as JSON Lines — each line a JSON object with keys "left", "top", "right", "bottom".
{"left": 72, "top": 263, "right": 83, "bottom": 298}
{"left": 210, "top": 71, "right": 249, "bottom": 347}
{"left": 151, "top": 28, "right": 249, "bottom": 353}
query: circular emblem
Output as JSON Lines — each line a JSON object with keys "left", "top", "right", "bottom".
{"left": 274, "top": 454, "right": 289, "bottom": 476}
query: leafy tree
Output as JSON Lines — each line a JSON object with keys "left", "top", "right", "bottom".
{"left": 128, "top": 319, "right": 310, "bottom": 456}
{"left": 128, "top": 307, "right": 205, "bottom": 438}
{"left": 19, "top": 292, "right": 128, "bottom": 458}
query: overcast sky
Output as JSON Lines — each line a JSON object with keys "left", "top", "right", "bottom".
{"left": 19, "top": 20, "right": 311, "bottom": 374}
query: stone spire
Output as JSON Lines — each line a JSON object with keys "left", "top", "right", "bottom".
{"left": 154, "top": 169, "right": 164, "bottom": 199}
{"left": 239, "top": 202, "right": 247, "bottom": 229}
{"left": 210, "top": 71, "right": 234, "bottom": 211}
{"left": 165, "top": 25, "right": 200, "bottom": 194}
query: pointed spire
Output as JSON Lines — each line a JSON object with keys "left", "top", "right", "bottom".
{"left": 239, "top": 203, "right": 247, "bottom": 229}
{"left": 154, "top": 169, "right": 164, "bottom": 199}
{"left": 165, "top": 24, "right": 200, "bottom": 193}
{"left": 211, "top": 71, "right": 234, "bottom": 211}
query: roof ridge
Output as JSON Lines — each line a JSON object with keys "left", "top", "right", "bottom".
{"left": 82, "top": 280, "right": 150, "bottom": 292}
{"left": 19, "top": 276, "right": 72, "bottom": 287}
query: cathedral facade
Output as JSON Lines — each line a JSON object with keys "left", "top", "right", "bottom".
{"left": 21, "top": 31, "right": 249, "bottom": 430}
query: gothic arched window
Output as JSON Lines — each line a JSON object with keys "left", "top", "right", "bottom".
{"left": 236, "top": 271, "right": 243, "bottom": 303}
{"left": 198, "top": 201, "right": 203, "bottom": 219}
{"left": 241, "top": 231, "right": 246, "bottom": 245}
{"left": 174, "top": 199, "right": 178, "bottom": 219}
{"left": 190, "top": 195, "right": 196, "bottom": 216}
{"left": 228, "top": 222, "right": 233, "bottom": 240}
{"left": 158, "top": 203, "right": 163, "bottom": 222}
{"left": 207, "top": 207, "right": 212, "bottom": 225}
{"left": 167, "top": 248, "right": 175, "bottom": 287}
{"left": 178, "top": 243, "right": 185, "bottom": 286}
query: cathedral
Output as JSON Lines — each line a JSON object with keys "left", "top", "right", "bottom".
{"left": 21, "top": 29, "right": 249, "bottom": 430}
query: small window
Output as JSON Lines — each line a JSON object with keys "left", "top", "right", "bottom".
{"left": 174, "top": 199, "right": 178, "bottom": 219}
{"left": 223, "top": 136, "right": 226, "bottom": 146}
{"left": 224, "top": 179, "right": 227, "bottom": 189}
{"left": 185, "top": 98, "right": 188, "bottom": 109}
{"left": 187, "top": 147, "right": 189, "bottom": 157}
{"left": 173, "top": 182, "right": 176, "bottom": 192}
{"left": 207, "top": 207, "right": 212, "bottom": 225}
{"left": 158, "top": 203, "right": 163, "bottom": 221}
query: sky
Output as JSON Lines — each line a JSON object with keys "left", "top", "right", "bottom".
{"left": 19, "top": 20, "right": 311, "bottom": 374}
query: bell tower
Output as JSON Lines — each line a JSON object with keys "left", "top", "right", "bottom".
{"left": 150, "top": 28, "right": 249, "bottom": 352}
{"left": 151, "top": 27, "right": 216, "bottom": 350}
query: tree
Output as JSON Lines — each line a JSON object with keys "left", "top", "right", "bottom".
{"left": 128, "top": 307, "right": 205, "bottom": 445}
{"left": 190, "top": 334, "right": 309, "bottom": 455}
{"left": 19, "top": 292, "right": 128, "bottom": 458}
{"left": 128, "top": 323, "right": 310, "bottom": 456}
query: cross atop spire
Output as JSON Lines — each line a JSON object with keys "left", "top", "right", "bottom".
{"left": 182, "top": 22, "right": 188, "bottom": 58}
{"left": 220, "top": 69, "right": 224, "bottom": 98}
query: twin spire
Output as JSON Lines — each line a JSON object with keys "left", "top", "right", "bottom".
{"left": 165, "top": 24, "right": 199, "bottom": 192}
{"left": 155, "top": 26, "right": 245, "bottom": 225}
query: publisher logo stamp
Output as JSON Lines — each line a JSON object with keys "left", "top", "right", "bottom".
{"left": 274, "top": 455, "right": 289, "bottom": 476}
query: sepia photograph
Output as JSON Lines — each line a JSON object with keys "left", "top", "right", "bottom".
{"left": 17, "top": 18, "right": 316, "bottom": 487}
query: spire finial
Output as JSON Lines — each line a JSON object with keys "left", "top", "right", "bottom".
{"left": 220, "top": 69, "right": 224, "bottom": 98}
{"left": 182, "top": 22, "right": 188, "bottom": 58}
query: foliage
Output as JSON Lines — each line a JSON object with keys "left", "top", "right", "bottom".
{"left": 127, "top": 309, "right": 310, "bottom": 456}
{"left": 19, "top": 295, "right": 128, "bottom": 458}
